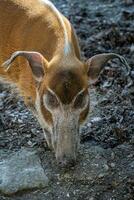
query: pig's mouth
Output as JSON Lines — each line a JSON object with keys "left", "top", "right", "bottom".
{"left": 51, "top": 126, "right": 80, "bottom": 167}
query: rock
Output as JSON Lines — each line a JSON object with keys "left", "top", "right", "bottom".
{"left": 0, "top": 148, "right": 49, "bottom": 195}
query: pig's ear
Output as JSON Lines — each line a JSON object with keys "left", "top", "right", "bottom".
{"left": 2, "top": 51, "right": 49, "bottom": 82}
{"left": 86, "top": 53, "right": 130, "bottom": 84}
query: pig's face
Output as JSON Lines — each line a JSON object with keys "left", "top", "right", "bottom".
{"left": 38, "top": 60, "right": 90, "bottom": 167}
{"left": 3, "top": 51, "right": 129, "bottom": 167}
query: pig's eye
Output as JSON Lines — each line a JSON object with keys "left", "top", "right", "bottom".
{"left": 44, "top": 90, "right": 59, "bottom": 110}
{"left": 73, "top": 92, "right": 87, "bottom": 109}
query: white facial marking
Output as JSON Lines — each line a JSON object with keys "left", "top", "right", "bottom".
{"left": 35, "top": 90, "right": 52, "bottom": 134}
{"left": 47, "top": 87, "right": 60, "bottom": 102}
{"left": 64, "top": 42, "right": 71, "bottom": 55}
{"left": 53, "top": 104, "right": 80, "bottom": 159}
{"left": 40, "top": 0, "right": 71, "bottom": 55}
{"left": 43, "top": 87, "right": 62, "bottom": 112}
{"left": 72, "top": 88, "right": 86, "bottom": 104}
{"left": 43, "top": 87, "right": 89, "bottom": 151}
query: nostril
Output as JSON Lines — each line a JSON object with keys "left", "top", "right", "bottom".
{"left": 58, "top": 158, "right": 76, "bottom": 168}
{"left": 68, "top": 159, "right": 76, "bottom": 167}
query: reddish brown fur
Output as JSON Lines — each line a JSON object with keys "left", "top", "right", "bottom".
{"left": 38, "top": 56, "right": 89, "bottom": 124}
{"left": 0, "top": 0, "right": 82, "bottom": 106}
{"left": 0, "top": 0, "right": 127, "bottom": 166}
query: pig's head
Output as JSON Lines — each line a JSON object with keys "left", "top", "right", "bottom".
{"left": 2, "top": 51, "right": 130, "bottom": 167}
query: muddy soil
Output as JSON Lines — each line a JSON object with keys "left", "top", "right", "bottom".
{"left": 0, "top": 0, "right": 134, "bottom": 199}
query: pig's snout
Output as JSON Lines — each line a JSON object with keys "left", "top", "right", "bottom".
{"left": 57, "top": 155, "right": 76, "bottom": 168}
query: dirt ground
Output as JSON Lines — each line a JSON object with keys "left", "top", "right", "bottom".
{"left": 0, "top": 0, "right": 134, "bottom": 199}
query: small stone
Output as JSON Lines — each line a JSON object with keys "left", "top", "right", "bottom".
{"left": 18, "top": 119, "right": 23, "bottom": 123}
{"left": 130, "top": 161, "right": 134, "bottom": 168}
{"left": 98, "top": 173, "right": 105, "bottom": 178}
{"left": 87, "top": 122, "right": 92, "bottom": 127}
{"left": 26, "top": 134, "right": 31, "bottom": 138}
{"left": 67, "top": 193, "right": 70, "bottom": 197}
{"left": 130, "top": 44, "right": 134, "bottom": 52}
{"left": 111, "top": 152, "right": 115, "bottom": 159}
{"left": 91, "top": 117, "right": 102, "bottom": 123}
{"left": 104, "top": 164, "right": 109, "bottom": 171}
{"left": 27, "top": 140, "right": 33, "bottom": 146}
{"left": 110, "top": 163, "right": 115, "bottom": 168}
